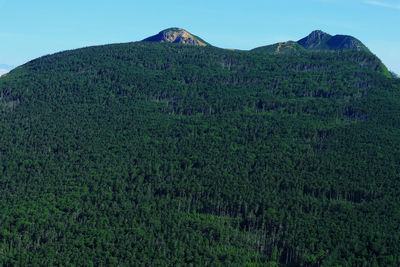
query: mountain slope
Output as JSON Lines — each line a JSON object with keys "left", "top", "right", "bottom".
{"left": 1, "top": 36, "right": 400, "bottom": 266}
{"left": 142, "top": 27, "right": 208, "bottom": 46}
{"left": 251, "top": 41, "right": 306, "bottom": 54}
{"left": 251, "top": 30, "right": 387, "bottom": 74}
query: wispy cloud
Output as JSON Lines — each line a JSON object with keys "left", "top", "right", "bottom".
{"left": 364, "top": 0, "right": 400, "bottom": 10}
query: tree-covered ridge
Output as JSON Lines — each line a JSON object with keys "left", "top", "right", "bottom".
{"left": 251, "top": 41, "right": 307, "bottom": 55}
{"left": 0, "top": 41, "right": 400, "bottom": 266}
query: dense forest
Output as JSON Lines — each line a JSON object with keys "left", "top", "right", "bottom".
{"left": 1, "top": 41, "right": 400, "bottom": 266}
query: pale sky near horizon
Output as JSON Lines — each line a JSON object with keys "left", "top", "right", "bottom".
{"left": 1, "top": 0, "right": 399, "bottom": 74}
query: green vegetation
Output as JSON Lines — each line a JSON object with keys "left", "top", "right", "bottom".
{"left": 1, "top": 41, "right": 400, "bottom": 266}
{"left": 251, "top": 41, "right": 306, "bottom": 54}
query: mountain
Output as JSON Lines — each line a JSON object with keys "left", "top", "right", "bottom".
{"left": 142, "top": 27, "right": 208, "bottom": 46}
{"left": 250, "top": 31, "right": 388, "bottom": 75}
{"left": 1, "top": 29, "right": 400, "bottom": 266}
{"left": 252, "top": 30, "right": 371, "bottom": 55}
{"left": 298, "top": 30, "right": 369, "bottom": 51}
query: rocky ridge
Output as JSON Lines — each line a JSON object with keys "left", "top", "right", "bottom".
{"left": 142, "top": 28, "right": 207, "bottom": 47}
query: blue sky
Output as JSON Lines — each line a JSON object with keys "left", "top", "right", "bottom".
{"left": 1, "top": 0, "right": 399, "bottom": 74}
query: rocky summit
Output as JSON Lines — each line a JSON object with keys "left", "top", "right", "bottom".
{"left": 297, "top": 30, "right": 332, "bottom": 50}
{"left": 142, "top": 28, "right": 208, "bottom": 47}
{"left": 251, "top": 30, "right": 370, "bottom": 55}
{"left": 297, "top": 30, "right": 369, "bottom": 52}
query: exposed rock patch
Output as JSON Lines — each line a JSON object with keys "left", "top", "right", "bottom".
{"left": 143, "top": 28, "right": 207, "bottom": 47}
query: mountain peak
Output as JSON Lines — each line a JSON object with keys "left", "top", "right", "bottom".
{"left": 142, "top": 28, "right": 208, "bottom": 47}
{"left": 310, "top": 30, "right": 330, "bottom": 36}
{"left": 298, "top": 30, "right": 332, "bottom": 50}
{"left": 297, "top": 30, "right": 369, "bottom": 52}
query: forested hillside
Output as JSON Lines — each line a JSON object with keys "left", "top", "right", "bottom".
{"left": 1, "top": 41, "right": 400, "bottom": 266}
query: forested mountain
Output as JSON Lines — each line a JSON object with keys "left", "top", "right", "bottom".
{"left": 1, "top": 30, "right": 400, "bottom": 266}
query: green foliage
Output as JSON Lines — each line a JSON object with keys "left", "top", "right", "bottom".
{"left": 251, "top": 41, "right": 307, "bottom": 55}
{"left": 0, "top": 42, "right": 400, "bottom": 266}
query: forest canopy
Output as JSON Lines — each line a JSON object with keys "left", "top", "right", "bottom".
{"left": 0, "top": 42, "right": 399, "bottom": 266}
